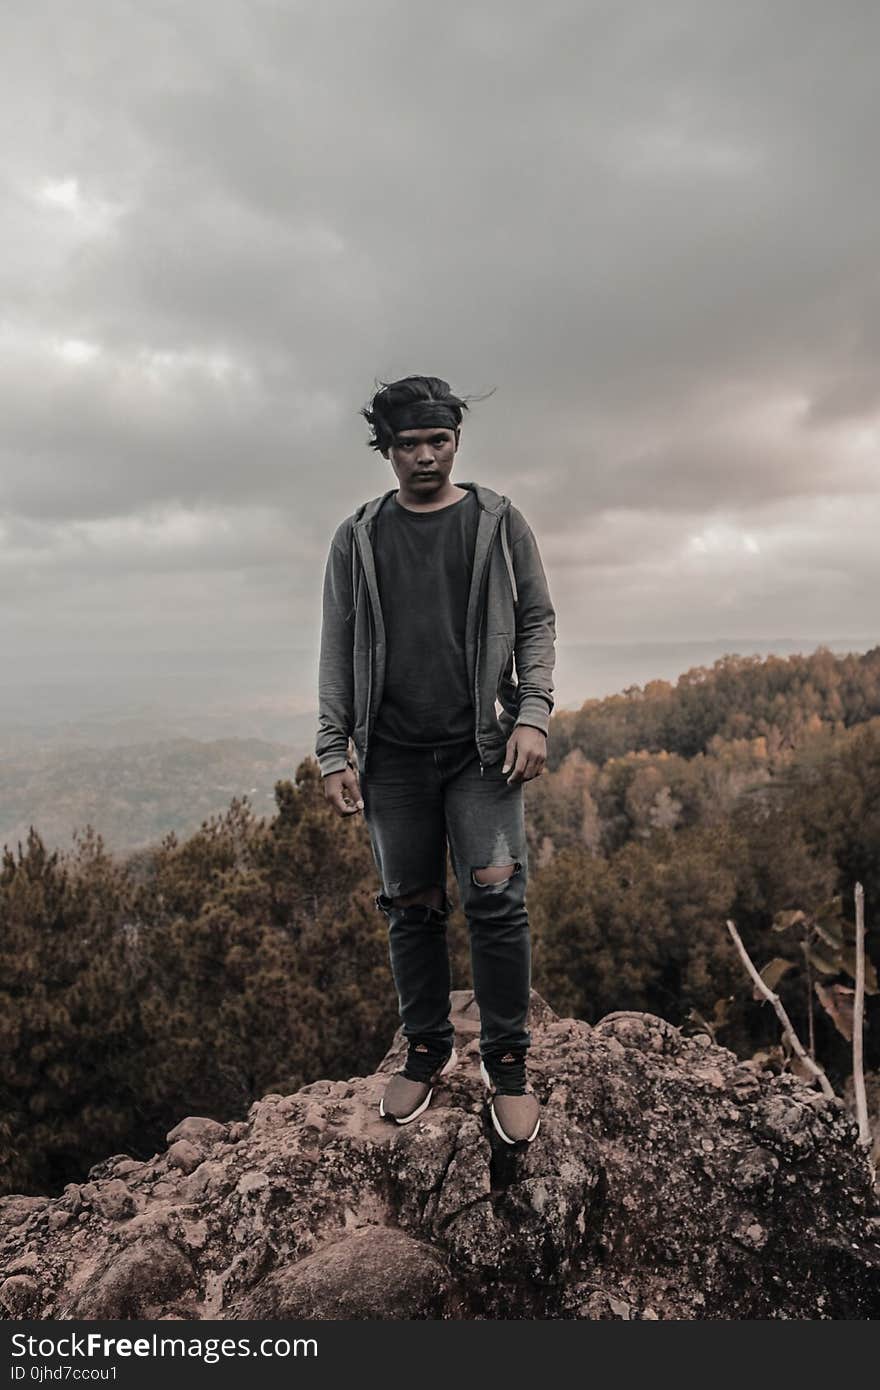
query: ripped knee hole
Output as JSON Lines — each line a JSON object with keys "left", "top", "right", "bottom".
{"left": 471, "top": 861, "right": 521, "bottom": 888}
{"left": 391, "top": 891, "right": 445, "bottom": 910}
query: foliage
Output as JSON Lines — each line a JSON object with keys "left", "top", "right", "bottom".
{"left": 548, "top": 646, "right": 880, "bottom": 768}
{"left": 0, "top": 828, "right": 141, "bottom": 1195}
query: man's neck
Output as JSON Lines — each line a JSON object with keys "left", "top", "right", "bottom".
{"left": 395, "top": 482, "right": 468, "bottom": 513}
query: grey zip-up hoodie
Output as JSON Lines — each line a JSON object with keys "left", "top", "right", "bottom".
{"left": 316, "top": 480, "right": 556, "bottom": 777}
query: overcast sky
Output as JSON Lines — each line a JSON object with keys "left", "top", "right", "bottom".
{"left": 2, "top": 0, "right": 879, "bottom": 708}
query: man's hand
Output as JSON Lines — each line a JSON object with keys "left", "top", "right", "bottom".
{"left": 502, "top": 726, "right": 547, "bottom": 785}
{"left": 323, "top": 766, "right": 364, "bottom": 817}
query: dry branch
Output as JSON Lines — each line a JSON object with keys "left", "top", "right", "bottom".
{"left": 852, "top": 883, "right": 871, "bottom": 1148}
{"left": 725, "top": 918, "right": 835, "bottom": 1099}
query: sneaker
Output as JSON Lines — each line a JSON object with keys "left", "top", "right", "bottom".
{"left": 379, "top": 1045, "right": 458, "bottom": 1125}
{"left": 480, "top": 1052, "right": 540, "bottom": 1145}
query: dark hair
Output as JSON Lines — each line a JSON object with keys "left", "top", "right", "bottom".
{"left": 361, "top": 375, "right": 471, "bottom": 452}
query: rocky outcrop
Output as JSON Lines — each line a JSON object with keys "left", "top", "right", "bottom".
{"left": 2, "top": 992, "right": 878, "bottom": 1320}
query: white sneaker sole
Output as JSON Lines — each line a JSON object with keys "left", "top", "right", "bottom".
{"left": 480, "top": 1059, "right": 541, "bottom": 1145}
{"left": 379, "top": 1047, "right": 458, "bottom": 1125}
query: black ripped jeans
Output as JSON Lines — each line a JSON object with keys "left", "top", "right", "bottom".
{"left": 362, "top": 734, "right": 531, "bottom": 1063}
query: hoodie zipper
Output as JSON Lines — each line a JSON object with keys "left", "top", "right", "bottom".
{"left": 364, "top": 599, "right": 374, "bottom": 773}
{"left": 353, "top": 524, "right": 376, "bottom": 774}
{"left": 473, "top": 511, "right": 502, "bottom": 777}
{"left": 475, "top": 565, "right": 485, "bottom": 778}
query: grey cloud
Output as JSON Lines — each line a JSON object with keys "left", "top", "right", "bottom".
{"left": 2, "top": 0, "right": 880, "bottom": 670}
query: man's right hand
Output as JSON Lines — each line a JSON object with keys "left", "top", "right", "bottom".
{"left": 322, "top": 766, "right": 364, "bottom": 817}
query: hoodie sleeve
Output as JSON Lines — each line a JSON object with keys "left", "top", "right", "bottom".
{"left": 508, "top": 508, "right": 556, "bottom": 735}
{"left": 315, "top": 523, "right": 356, "bottom": 776}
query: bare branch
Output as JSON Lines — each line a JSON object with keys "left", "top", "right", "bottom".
{"left": 852, "top": 883, "right": 871, "bottom": 1148}
{"left": 725, "top": 918, "right": 835, "bottom": 1099}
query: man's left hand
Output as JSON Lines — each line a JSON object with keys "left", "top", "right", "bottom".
{"left": 502, "top": 726, "right": 547, "bottom": 785}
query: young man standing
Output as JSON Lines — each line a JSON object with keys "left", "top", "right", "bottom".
{"left": 316, "top": 376, "right": 556, "bottom": 1144}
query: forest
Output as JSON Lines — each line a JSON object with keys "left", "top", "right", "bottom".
{"left": 2, "top": 644, "right": 879, "bottom": 1198}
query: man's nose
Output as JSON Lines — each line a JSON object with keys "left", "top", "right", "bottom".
{"left": 415, "top": 447, "right": 435, "bottom": 464}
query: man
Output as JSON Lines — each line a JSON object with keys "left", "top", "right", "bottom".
{"left": 316, "top": 375, "right": 556, "bottom": 1145}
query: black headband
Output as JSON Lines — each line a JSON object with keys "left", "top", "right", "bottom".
{"left": 388, "top": 401, "right": 461, "bottom": 437}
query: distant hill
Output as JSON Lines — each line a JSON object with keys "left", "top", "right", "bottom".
{"left": 0, "top": 736, "right": 304, "bottom": 856}
{"left": 2, "top": 640, "right": 877, "bottom": 855}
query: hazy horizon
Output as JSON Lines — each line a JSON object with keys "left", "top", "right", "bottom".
{"left": 2, "top": 634, "right": 875, "bottom": 754}
{"left": 2, "top": 633, "right": 876, "bottom": 860}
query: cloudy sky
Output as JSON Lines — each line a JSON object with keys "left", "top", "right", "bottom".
{"left": 2, "top": 0, "right": 879, "bottom": 718}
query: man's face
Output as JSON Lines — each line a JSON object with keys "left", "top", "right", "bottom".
{"left": 383, "top": 427, "right": 459, "bottom": 495}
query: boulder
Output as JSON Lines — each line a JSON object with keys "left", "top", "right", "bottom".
{"left": 1, "top": 992, "right": 878, "bottom": 1320}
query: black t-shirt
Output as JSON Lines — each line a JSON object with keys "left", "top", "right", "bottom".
{"left": 372, "top": 488, "right": 479, "bottom": 746}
